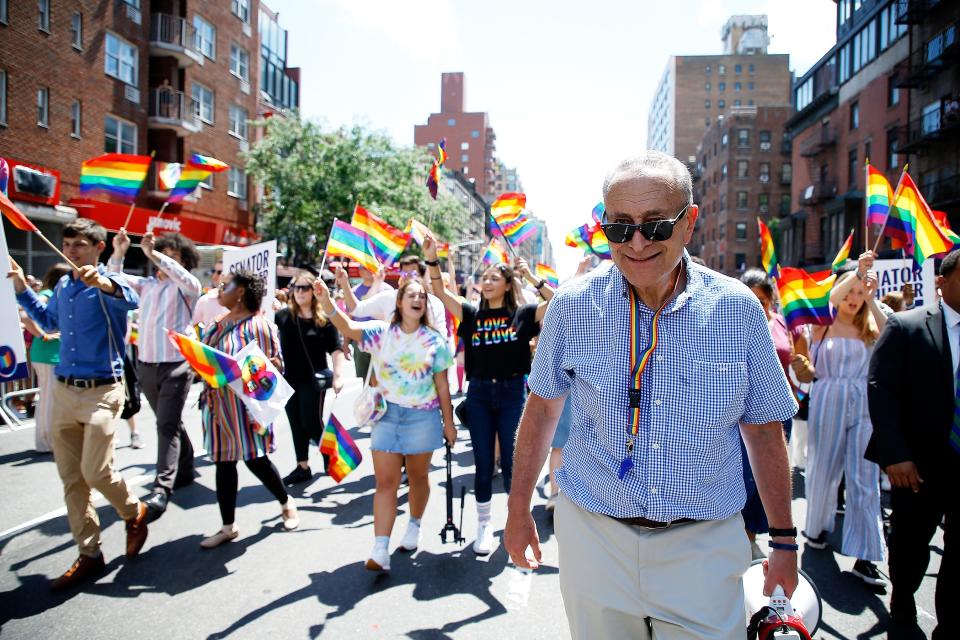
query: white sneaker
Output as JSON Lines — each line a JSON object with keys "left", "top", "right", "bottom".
{"left": 473, "top": 522, "right": 495, "bottom": 555}
{"left": 365, "top": 544, "right": 391, "bottom": 571}
{"left": 398, "top": 521, "right": 420, "bottom": 552}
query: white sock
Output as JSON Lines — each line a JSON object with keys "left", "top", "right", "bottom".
{"left": 477, "top": 500, "right": 492, "bottom": 525}
{"left": 409, "top": 517, "right": 422, "bottom": 527}
{"left": 374, "top": 535, "right": 390, "bottom": 551}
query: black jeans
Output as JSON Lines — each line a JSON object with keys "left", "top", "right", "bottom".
{"left": 284, "top": 380, "right": 327, "bottom": 463}
{"left": 138, "top": 361, "right": 194, "bottom": 494}
{"left": 463, "top": 377, "right": 526, "bottom": 503}
{"left": 214, "top": 457, "right": 288, "bottom": 525}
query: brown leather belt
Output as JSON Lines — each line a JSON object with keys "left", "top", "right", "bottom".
{"left": 610, "top": 516, "right": 698, "bottom": 530}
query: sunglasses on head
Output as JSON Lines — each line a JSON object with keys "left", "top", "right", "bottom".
{"left": 601, "top": 205, "right": 689, "bottom": 244}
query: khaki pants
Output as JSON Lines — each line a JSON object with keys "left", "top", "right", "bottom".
{"left": 556, "top": 494, "right": 750, "bottom": 640}
{"left": 51, "top": 381, "right": 139, "bottom": 557}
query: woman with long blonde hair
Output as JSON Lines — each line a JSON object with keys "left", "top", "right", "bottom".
{"left": 803, "top": 251, "right": 888, "bottom": 587}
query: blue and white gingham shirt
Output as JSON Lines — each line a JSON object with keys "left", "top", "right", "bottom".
{"left": 529, "top": 256, "right": 797, "bottom": 521}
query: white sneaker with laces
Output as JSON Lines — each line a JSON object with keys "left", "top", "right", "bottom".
{"left": 398, "top": 521, "right": 420, "bottom": 552}
{"left": 365, "top": 544, "right": 391, "bottom": 571}
{"left": 473, "top": 522, "right": 495, "bottom": 555}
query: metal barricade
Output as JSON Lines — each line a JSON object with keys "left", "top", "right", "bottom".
{"left": 0, "top": 372, "right": 38, "bottom": 431}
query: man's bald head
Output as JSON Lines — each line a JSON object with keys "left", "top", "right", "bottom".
{"left": 602, "top": 151, "right": 693, "bottom": 213}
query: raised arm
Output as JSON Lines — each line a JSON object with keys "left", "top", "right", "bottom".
{"left": 105, "top": 228, "right": 145, "bottom": 294}
{"left": 314, "top": 278, "right": 364, "bottom": 342}
{"left": 863, "top": 270, "right": 887, "bottom": 334}
{"left": 335, "top": 265, "right": 360, "bottom": 312}
{"left": 515, "top": 258, "right": 556, "bottom": 303}
{"left": 423, "top": 232, "right": 464, "bottom": 321}
{"left": 141, "top": 232, "right": 202, "bottom": 297}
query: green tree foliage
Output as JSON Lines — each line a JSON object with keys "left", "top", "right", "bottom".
{"left": 244, "top": 114, "right": 470, "bottom": 263}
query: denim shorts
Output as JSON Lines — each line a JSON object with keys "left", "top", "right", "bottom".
{"left": 371, "top": 402, "right": 443, "bottom": 455}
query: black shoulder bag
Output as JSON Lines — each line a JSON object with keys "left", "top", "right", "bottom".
{"left": 296, "top": 315, "right": 334, "bottom": 391}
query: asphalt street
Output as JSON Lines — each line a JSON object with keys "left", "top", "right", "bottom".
{"left": 0, "top": 377, "right": 942, "bottom": 639}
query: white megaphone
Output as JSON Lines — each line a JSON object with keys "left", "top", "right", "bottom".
{"left": 744, "top": 560, "right": 821, "bottom": 640}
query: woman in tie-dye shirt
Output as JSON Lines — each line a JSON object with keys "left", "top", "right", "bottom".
{"left": 315, "top": 276, "right": 455, "bottom": 573}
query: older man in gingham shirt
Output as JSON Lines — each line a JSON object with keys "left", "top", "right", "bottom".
{"left": 505, "top": 151, "right": 798, "bottom": 639}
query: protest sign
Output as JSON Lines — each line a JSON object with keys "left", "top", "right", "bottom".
{"left": 227, "top": 340, "right": 293, "bottom": 428}
{"left": 0, "top": 224, "right": 29, "bottom": 381}
{"left": 222, "top": 240, "right": 277, "bottom": 315}
{"left": 872, "top": 258, "right": 936, "bottom": 308}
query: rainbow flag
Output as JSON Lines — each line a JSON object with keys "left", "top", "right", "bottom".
{"left": 588, "top": 225, "right": 612, "bottom": 259}
{"left": 591, "top": 202, "right": 604, "bottom": 225}
{"left": 405, "top": 218, "right": 432, "bottom": 246}
{"left": 351, "top": 205, "right": 410, "bottom": 265}
{"left": 167, "top": 162, "right": 214, "bottom": 203}
{"left": 886, "top": 172, "right": 959, "bottom": 266}
{"left": 157, "top": 162, "right": 182, "bottom": 191}
{"left": 481, "top": 238, "right": 509, "bottom": 265}
{"left": 189, "top": 153, "right": 229, "bottom": 173}
{"left": 866, "top": 164, "right": 894, "bottom": 226}
{"left": 535, "top": 263, "right": 559, "bottom": 287}
{"left": 490, "top": 192, "right": 527, "bottom": 227}
{"left": 426, "top": 139, "right": 447, "bottom": 199}
{"left": 0, "top": 190, "right": 39, "bottom": 233}
{"left": 777, "top": 267, "right": 837, "bottom": 332}
{"left": 326, "top": 219, "right": 380, "bottom": 273}
{"left": 166, "top": 329, "right": 242, "bottom": 387}
{"left": 832, "top": 229, "right": 854, "bottom": 271}
{"left": 757, "top": 218, "right": 779, "bottom": 279}
{"left": 319, "top": 414, "right": 362, "bottom": 483}
{"left": 80, "top": 153, "right": 152, "bottom": 202}
{"left": 497, "top": 215, "right": 537, "bottom": 247}
{"left": 565, "top": 222, "right": 612, "bottom": 260}
{"left": 437, "top": 242, "right": 450, "bottom": 259}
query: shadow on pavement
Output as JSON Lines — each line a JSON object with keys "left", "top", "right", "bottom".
{"left": 0, "top": 448, "right": 54, "bottom": 467}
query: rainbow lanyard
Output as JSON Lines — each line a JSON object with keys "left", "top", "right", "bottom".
{"left": 618, "top": 269, "right": 682, "bottom": 481}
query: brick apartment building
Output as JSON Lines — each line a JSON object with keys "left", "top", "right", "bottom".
{"left": 782, "top": 0, "right": 910, "bottom": 268}
{"left": 691, "top": 106, "right": 794, "bottom": 274}
{"left": 893, "top": 0, "right": 960, "bottom": 228}
{"left": 414, "top": 72, "right": 498, "bottom": 200}
{"left": 0, "top": 0, "right": 299, "bottom": 276}
{"left": 648, "top": 15, "right": 792, "bottom": 166}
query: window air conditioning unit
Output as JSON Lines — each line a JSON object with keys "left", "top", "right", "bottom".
{"left": 759, "top": 174, "right": 770, "bottom": 183}
{"left": 124, "top": 85, "right": 140, "bottom": 104}
{"left": 126, "top": 4, "right": 142, "bottom": 25}
{"left": 760, "top": 142, "right": 771, "bottom": 151}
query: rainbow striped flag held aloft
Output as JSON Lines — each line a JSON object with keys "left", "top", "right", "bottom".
{"left": 777, "top": 267, "right": 837, "bottom": 332}
{"left": 157, "top": 162, "right": 182, "bottom": 191}
{"left": 167, "top": 165, "right": 213, "bottom": 203}
{"left": 1, "top": 190, "right": 40, "bottom": 233}
{"left": 757, "top": 218, "right": 779, "bottom": 279}
{"left": 166, "top": 329, "right": 242, "bottom": 387}
{"left": 319, "top": 414, "right": 363, "bottom": 483}
{"left": 190, "top": 153, "right": 230, "bottom": 173}
{"left": 591, "top": 202, "right": 605, "bottom": 225}
{"left": 326, "top": 219, "right": 380, "bottom": 273}
{"left": 426, "top": 139, "right": 447, "bottom": 200}
{"left": 490, "top": 192, "right": 526, "bottom": 226}
{"left": 832, "top": 229, "right": 854, "bottom": 272}
{"left": 498, "top": 215, "right": 537, "bottom": 246}
{"left": 564, "top": 222, "right": 612, "bottom": 260}
{"left": 481, "top": 238, "right": 509, "bottom": 265}
{"left": 535, "top": 263, "right": 559, "bottom": 288}
{"left": 351, "top": 205, "right": 410, "bottom": 266}
{"left": 866, "top": 163, "right": 894, "bottom": 226}
{"left": 405, "top": 218, "right": 433, "bottom": 246}
{"left": 885, "top": 172, "right": 960, "bottom": 266}
{"left": 80, "top": 153, "right": 152, "bottom": 202}
{"left": 436, "top": 242, "right": 450, "bottom": 259}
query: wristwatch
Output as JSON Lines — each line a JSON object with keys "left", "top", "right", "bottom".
{"left": 425, "top": 259, "right": 440, "bottom": 267}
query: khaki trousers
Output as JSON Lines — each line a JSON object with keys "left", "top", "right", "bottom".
{"left": 556, "top": 494, "right": 750, "bottom": 640}
{"left": 51, "top": 381, "right": 139, "bottom": 557}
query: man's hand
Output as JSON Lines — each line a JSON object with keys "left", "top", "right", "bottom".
{"left": 78, "top": 265, "right": 115, "bottom": 294}
{"left": 113, "top": 228, "right": 131, "bottom": 256}
{"left": 504, "top": 508, "right": 542, "bottom": 569}
{"left": 141, "top": 231, "right": 156, "bottom": 261}
{"left": 763, "top": 549, "right": 799, "bottom": 598}
{"left": 886, "top": 460, "right": 923, "bottom": 492}
{"left": 7, "top": 257, "right": 27, "bottom": 294}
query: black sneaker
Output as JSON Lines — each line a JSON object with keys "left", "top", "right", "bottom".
{"left": 852, "top": 560, "right": 888, "bottom": 587}
{"left": 803, "top": 531, "right": 828, "bottom": 549}
{"left": 283, "top": 466, "right": 312, "bottom": 486}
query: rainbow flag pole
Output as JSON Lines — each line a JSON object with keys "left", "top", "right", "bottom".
{"left": 0, "top": 191, "right": 80, "bottom": 270}
{"left": 120, "top": 151, "right": 156, "bottom": 230}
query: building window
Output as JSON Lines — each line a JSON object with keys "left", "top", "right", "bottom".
{"left": 737, "top": 160, "right": 749, "bottom": 178}
{"left": 736, "top": 191, "right": 748, "bottom": 209}
{"left": 759, "top": 130, "right": 771, "bottom": 149}
{"left": 447, "top": 118, "right": 456, "bottom": 126}
{"left": 748, "top": 63, "right": 755, "bottom": 74}
{"left": 887, "top": 129, "right": 899, "bottom": 168}
{"left": 232, "top": 0, "right": 250, "bottom": 23}
{"left": 38, "top": 0, "right": 50, "bottom": 32}
{"left": 104, "top": 115, "right": 136, "bottom": 153}
{"left": 734, "top": 82, "right": 742, "bottom": 92}
{"left": 199, "top": 167, "right": 214, "bottom": 190}
{"left": 721, "top": 133, "right": 728, "bottom": 147}
{"left": 37, "top": 87, "right": 49, "bottom": 127}
{"left": 193, "top": 15, "right": 216, "bottom": 60}
{"left": 192, "top": 82, "right": 214, "bottom": 123}
{"left": 759, "top": 162, "right": 770, "bottom": 181}
{"left": 230, "top": 44, "right": 249, "bottom": 82}
{"left": 0, "top": 0, "right": 7, "bottom": 25}
{"left": 718, "top": 64, "right": 726, "bottom": 74}
{"left": 71, "top": 100, "right": 81, "bottom": 137}
{"left": 228, "top": 167, "right": 247, "bottom": 199}
{"left": 864, "top": 140, "right": 872, "bottom": 167}
{"left": 470, "top": 130, "right": 479, "bottom": 138}
{"left": 780, "top": 193, "right": 792, "bottom": 216}
{"left": 734, "top": 100, "right": 741, "bottom": 107}
{"left": 71, "top": 12, "right": 83, "bottom": 49}
{"left": 735, "top": 222, "right": 748, "bottom": 240}
{"left": 462, "top": 166, "right": 469, "bottom": 175}
{"left": 705, "top": 65, "right": 711, "bottom": 73}
{"left": 735, "top": 253, "right": 746, "bottom": 271}
{"left": 721, "top": 163, "right": 728, "bottom": 179}
{"left": 888, "top": 77, "right": 900, "bottom": 106}
{"left": 850, "top": 101, "right": 860, "bottom": 130}
{"left": 719, "top": 82, "right": 726, "bottom": 92}
{"left": 459, "top": 142, "right": 468, "bottom": 150}
{"left": 747, "top": 82, "right": 754, "bottom": 91}
{"left": 921, "top": 100, "right": 941, "bottom": 135}
{"left": 734, "top": 64, "right": 742, "bottom": 74}
{"left": 228, "top": 104, "right": 247, "bottom": 139}
{"left": 758, "top": 192, "right": 770, "bottom": 210}
{"left": 737, "top": 129, "right": 749, "bottom": 146}
{"left": 705, "top": 99, "right": 711, "bottom": 109}
{"left": 705, "top": 117, "right": 711, "bottom": 127}
{"left": 848, "top": 148, "right": 858, "bottom": 188}
{"left": 718, "top": 99, "right": 725, "bottom": 109}
{"left": 105, "top": 33, "right": 138, "bottom": 85}
{"left": 0, "top": 70, "right": 6, "bottom": 126}
{"left": 782, "top": 162, "right": 792, "bottom": 183}
{"left": 460, "top": 154, "right": 469, "bottom": 163}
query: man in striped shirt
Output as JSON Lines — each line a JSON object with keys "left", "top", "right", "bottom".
{"left": 109, "top": 229, "right": 202, "bottom": 521}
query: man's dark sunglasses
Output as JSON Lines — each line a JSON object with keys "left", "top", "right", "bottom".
{"left": 601, "top": 205, "right": 689, "bottom": 244}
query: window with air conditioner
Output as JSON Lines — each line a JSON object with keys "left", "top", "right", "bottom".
{"left": 229, "top": 104, "right": 248, "bottom": 139}
{"left": 104, "top": 115, "right": 136, "bottom": 154}
{"left": 192, "top": 82, "right": 214, "bottom": 123}
{"left": 232, "top": 0, "right": 250, "bottom": 23}
{"left": 105, "top": 33, "right": 138, "bottom": 85}
{"left": 230, "top": 44, "right": 249, "bottom": 82}
{"left": 758, "top": 193, "right": 769, "bottom": 212}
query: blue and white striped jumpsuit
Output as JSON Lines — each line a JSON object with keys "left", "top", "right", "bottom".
{"left": 804, "top": 336, "right": 885, "bottom": 562}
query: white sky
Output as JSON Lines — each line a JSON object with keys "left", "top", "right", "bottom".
{"left": 265, "top": 0, "right": 837, "bottom": 277}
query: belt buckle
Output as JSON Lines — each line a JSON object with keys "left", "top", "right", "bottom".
{"left": 78, "top": 378, "right": 93, "bottom": 389}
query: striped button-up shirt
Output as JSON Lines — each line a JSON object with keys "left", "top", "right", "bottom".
{"left": 528, "top": 256, "right": 797, "bottom": 521}
{"left": 109, "top": 253, "right": 202, "bottom": 363}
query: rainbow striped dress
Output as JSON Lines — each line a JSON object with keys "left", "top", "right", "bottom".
{"left": 200, "top": 314, "right": 282, "bottom": 462}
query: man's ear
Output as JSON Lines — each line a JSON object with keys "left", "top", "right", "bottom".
{"left": 684, "top": 204, "right": 699, "bottom": 243}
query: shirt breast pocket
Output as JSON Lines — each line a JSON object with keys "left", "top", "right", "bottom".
{"left": 687, "top": 360, "right": 748, "bottom": 428}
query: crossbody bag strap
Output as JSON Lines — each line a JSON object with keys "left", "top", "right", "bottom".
{"left": 295, "top": 314, "right": 318, "bottom": 375}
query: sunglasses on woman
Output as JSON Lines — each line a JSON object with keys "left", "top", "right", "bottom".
{"left": 601, "top": 205, "right": 689, "bottom": 244}
{"left": 292, "top": 284, "right": 312, "bottom": 292}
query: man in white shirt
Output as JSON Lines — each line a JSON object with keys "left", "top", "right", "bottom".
{"left": 192, "top": 260, "right": 227, "bottom": 329}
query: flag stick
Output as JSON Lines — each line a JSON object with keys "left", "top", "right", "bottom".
{"left": 871, "top": 163, "right": 909, "bottom": 255}
{"left": 489, "top": 214, "right": 521, "bottom": 260}
{"left": 34, "top": 231, "right": 79, "bottom": 271}
{"left": 863, "top": 159, "right": 870, "bottom": 254}
{"left": 121, "top": 201, "right": 137, "bottom": 232}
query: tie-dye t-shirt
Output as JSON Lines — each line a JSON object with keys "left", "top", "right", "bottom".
{"left": 359, "top": 321, "right": 454, "bottom": 409}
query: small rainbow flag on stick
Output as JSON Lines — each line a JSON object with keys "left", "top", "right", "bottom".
{"left": 326, "top": 219, "right": 380, "bottom": 273}
{"left": 426, "top": 139, "right": 447, "bottom": 200}
{"left": 319, "top": 414, "right": 363, "bottom": 483}
{"left": 166, "top": 329, "right": 242, "bottom": 387}
{"left": 832, "top": 229, "right": 854, "bottom": 272}
{"left": 0, "top": 190, "right": 40, "bottom": 233}
{"left": 777, "top": 267, "right": 837, "bottom": 332}
{"left": 885, "top": 171, "right": 960, "bottom": 266}
{"left": 406, "top": 218, "right": 433, "bottom": 246}
{"left": 865, "top": 163, "right": 894, "bottom": 226}
{"left": 351, "top": 205, "right": 410, "bottom": 266}
{"left": 80, "top": 153, "right": 152, "bottom": 202}
{"left": 535, "top": 263, "right": 559, "bottom": 287}
{"left": 565, "top": 222, "right": 611, "bottom": 260}
{"left": 189, "top": 153, "right": 230, "bottom": 173}
{"left": 481, "top": 238, "right": 509, "bottom": 265}
{"left": 757, "top": 218, "right": 779, "bottom": 279}
{"left": 166, "top": 154, "right": 229, "bottom": 204}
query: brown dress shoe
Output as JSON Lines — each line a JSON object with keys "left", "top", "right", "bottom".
{"left": 50, "top": 554, "right": 106, "bottom": 591}
{"left": 125, "top": 501, "right": 149, "bottom": 558}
